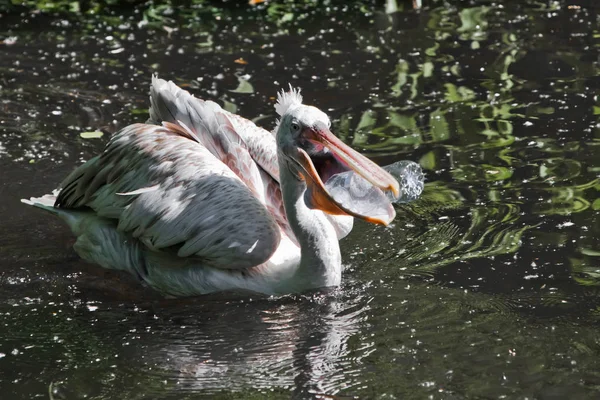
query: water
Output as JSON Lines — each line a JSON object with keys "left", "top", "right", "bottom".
{"left": 1, "top": 0, "right": 599, "bottom": 398}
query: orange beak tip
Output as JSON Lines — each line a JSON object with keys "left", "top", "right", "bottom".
{"left": 391, "top": 183, "right": 400, "bottom": 199}
{"left": 364, "top": 209, "right": 396, "bottom": 226}
{"left": 372, "top": 218, "right": 391, "bottom": 227}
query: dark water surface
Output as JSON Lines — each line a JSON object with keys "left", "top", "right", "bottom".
{"left": 1, "top": 0, "right": 599, "bottom": 398}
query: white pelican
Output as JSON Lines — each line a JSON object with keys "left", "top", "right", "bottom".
{"left": 22, "top": 77, "right": 403, "bottom": 297}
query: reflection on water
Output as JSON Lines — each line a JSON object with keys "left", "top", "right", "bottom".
{"left": 1, "top": 0, "right": 600, "bottom": 398}
{"left": 16, "top": 292, "right": 372, "bottom": 399}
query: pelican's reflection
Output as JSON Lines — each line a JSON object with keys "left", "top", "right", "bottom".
{"left": 142, "top": 288, "right": 370, "bottom": 397}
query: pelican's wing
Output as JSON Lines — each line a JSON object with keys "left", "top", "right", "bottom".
{"left": 146, "top": 76, "right": 296, "bottom": 243}
{"left": 148, "top": 76, "right": 280, "bottom": 183}
{"left": 55, "top": 123, "right": 281, "bottom": 270}
{"left": 224, "top": 111, "right": 280, "bottom": 183}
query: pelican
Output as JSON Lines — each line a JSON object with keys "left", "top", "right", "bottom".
{"left": 22, "top": 77, "right": 404, "bottom": 297}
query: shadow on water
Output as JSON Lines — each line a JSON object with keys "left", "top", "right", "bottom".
{"left": 1, "top": 0, "right": 600, "bottom": 398}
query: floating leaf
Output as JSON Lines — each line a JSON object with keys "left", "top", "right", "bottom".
{"left": 196, "top": 34, "right": 213, "bottom": 49}
{"left": 385, "top": 0, "right": 398, "bottom": 14}
{"left": 391, "top": 59, "right": 410, "bottom": 96}
{"left": 351, "top": 110, "right": 377, "bottom": 147}
{"left": 280, "top": 13, "right": 294, "bottom": 23}
{"left": 69, "top": 1, "right": 80, "bottom": 13}
{"left": 429, "top": 109, "right": 449, "bottom": 142}
{"left": 80, "top": 131, "right": 104, "bottom": 139}
{"left": 425, "top": 42, "right": 440, "bottom": 57}
{"left": 130, "top": 108, "right": 149, "bottom": 115}
{"left": 222, "top": 99, "right": 238, "bottom": 114}
{"left": 230, "top": 76, "right": 254, "bottom": 94}
{"left": 445, "top": 83, "right": 476, "bottom": 102}
{"left": 423, "top": 61, "right": 434, "bottom": 78}
{"left": 419, "top": 151, "right": 436, "bottom": 170}
{"left": 537, "top": 107, "right": 554, "bottom": 114}
{"left": 581, "top": 247, "right": 600, "bottom": 257}
{"left": 457, "top": 7, "right": 489, "bottom": 33}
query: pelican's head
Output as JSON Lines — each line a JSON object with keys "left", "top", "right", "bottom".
{"left": 274, "top": 86, "right": 399, "bottom": 225}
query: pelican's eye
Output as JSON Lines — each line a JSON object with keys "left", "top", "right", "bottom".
{"left": 290, "top": 122, "right": 300, "bottom": 132}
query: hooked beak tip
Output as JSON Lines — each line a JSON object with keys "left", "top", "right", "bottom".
{"left": 390, "top": 182, "right": 400, "bottom": 198}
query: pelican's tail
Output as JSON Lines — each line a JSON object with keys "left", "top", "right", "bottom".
{"left": 21, "top": 190, "right": 83, "bottom": 232}
{"left": 22, "top": 191, "right": 146, "bottom": 276}
{"left": 21, "top": 191, "right": 58, "bottom": 210}
{"left": 21, "top": 190, "right": 81, "bottom": 228}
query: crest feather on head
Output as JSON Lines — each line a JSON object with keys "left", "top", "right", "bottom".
{"left": 275, "top": 84, "right": 303, "bottom": 117}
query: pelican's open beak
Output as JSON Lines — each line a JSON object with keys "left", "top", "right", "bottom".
{"left": 295, "top": 122, "right": 399, "bottom": 226}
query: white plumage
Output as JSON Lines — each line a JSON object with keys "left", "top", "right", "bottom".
{"left": 22, "top": 77, "right": 400, "bottom": 296}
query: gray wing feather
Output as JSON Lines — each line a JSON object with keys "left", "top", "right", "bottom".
{"left": 56, "top": 123, "right": 281, "bottom": 270}
{"left": 148, "top": 76, "right": 280, "bottom": 182}
{"left": 145, "top": 77, "right": 297, "bottom": 241}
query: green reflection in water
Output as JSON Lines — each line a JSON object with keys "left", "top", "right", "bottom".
{"left": 2, "top": 1, "right": 600, "bottom": 398}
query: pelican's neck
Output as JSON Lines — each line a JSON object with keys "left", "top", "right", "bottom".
{"left": 279, "top": 160, "right": 342, "bottom": 289}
